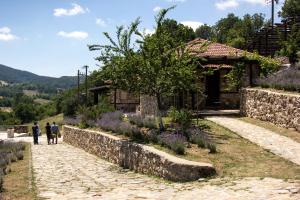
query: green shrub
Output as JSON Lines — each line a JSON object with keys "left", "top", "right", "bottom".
{"left": 130, "top": 128, "right": 147, "bottom": 143}
{"left": 207, "top": 143, "right": 217, "bottom": 154}
{"left": 16, "top": 151, "right": 24, "bottom": 160}
{"left": 127, "top": 114, "right": 157, "bottom": 129}
{"left": 62, "top": 96, "right": 78, "bottom": 116}
{"left": 197, "top": 138, "right": 206, "bottom": 148}
{"left": 170, "top": 141, "right": 185, "bottom": 155}
{"left": 147, "top": 129, "right": 159, "bottom": 143}
{"left": 167, "top": 107, "right": 192, "bottom": 129}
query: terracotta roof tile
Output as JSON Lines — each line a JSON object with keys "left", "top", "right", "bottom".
{"left": 203, "top": 64, "right": 233, "bottom": 69}
{"left": 186, "top": 38, "right": 245, "bottom": 58}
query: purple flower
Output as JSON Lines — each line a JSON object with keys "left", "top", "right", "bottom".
{"left": 257, "top": 67, "right": 300, "bottom": 92}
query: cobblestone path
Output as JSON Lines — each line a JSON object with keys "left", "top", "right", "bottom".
{"left": 26, "top": 136, "right": 300, "bottom": 200}
{"left": 206, "top": 116, "right": 300, "bottom": 166}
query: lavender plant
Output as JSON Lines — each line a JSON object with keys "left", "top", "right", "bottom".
{"left": 158, "top": 132, "right": 187, "bottom": 154}
{"left": 63, "top": 116, "right": 81, "bottom": 126}
{"left": 256, "top": 67, "right": 300, "bottom": 92}
{"left": 127, "top": 114, "right": 157, "bottom": 129}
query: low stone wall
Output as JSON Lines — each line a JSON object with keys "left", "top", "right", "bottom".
{"left": 14, "top": 125, "right": 28, "bottom": 133}
{"left": 240, "top": 88, "right": 300, "bottom": 131}
{"left": 63, "top": 125, "right": 216, "bottom": 182}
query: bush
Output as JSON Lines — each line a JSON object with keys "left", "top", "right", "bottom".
{"left": 196, "top": 137, "right": 206, "bottom": 148}
{"left": 14, "top": 103, "right": 36, "bottom": 123}
{"left": 256, "top": 67, "right": 300, "bottom": 92}
{"left": 117, "top": 122, "right": 133, "bottom": 136}
{"left": 147, "top": 129, "right": 159, "bottom": 143}
{"left": 62, "top": 96, "right": 78, "bottom": 116}
{"left": 207, "top": 143, "right": 217, "bottom": 154}
{"left": 158, "top": 132, "right": 187, "bottom": 155}
{"left": 127, "top": 114, "right": 157, "bottom": 129}
{"left": 63, "top": 116, "right": 81, "bottom": 126}
{"left": 16, "top": 151, "right": 24, "bottom": 160}
{"left": 167, "top": 107, "right": 192, "bottom": 129}
{"left": 130, "top": 127, "right": 146, "bottom": 142}
{"left": 169, "top": 141, "right": 185, "bottom": 155}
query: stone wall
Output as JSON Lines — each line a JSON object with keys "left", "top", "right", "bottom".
{"left": 240, "top": 88, "right": 300, "bottom": 131}
{"left": 139, "top": 95, "right": 158, "bottom": 116}
{"left": 63, "top": 125, "right": 216, "bottom": 182}
{"left": 14, "top": 125, "right": 28, "bottom": 133}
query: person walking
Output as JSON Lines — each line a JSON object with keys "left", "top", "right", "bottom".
{"left": 45, "top": 122, "right": 52, "bottom": 145}
{"left": 51, "top": 122, "right": 59, "bottom": 144}
{"left": 32, "top": 122, "right": 39, "bottom": 145}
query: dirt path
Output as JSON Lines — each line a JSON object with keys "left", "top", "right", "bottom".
{"left": 206, "top": 116, "right": 300, "bottom": 166}
{"left": 18, "top": 136, "right": 299, "bottom": 200}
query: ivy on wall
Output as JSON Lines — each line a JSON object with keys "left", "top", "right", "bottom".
{"left": 244, "top": 52, "right": 280, "bottom": 77}
{"left": 225, "top": 52, "right": 281, "bottom": 89}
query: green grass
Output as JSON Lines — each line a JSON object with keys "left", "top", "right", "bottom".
{"left": 33, "top": 98, "right": 51, "bottom": 105}
{"left": 2, "top": 143, "right": 40, "bottom": 200}
{"left": 23, "top": 90, "right": 39, "bottom": 97}
{"left": 156, "top": 118, "right": 300, "bottom": 180}
{"left": 26, "top": 114, "right": 63, "bottom": 135}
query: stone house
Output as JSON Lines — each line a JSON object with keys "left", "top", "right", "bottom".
{"left": 90, "top": 38, "right": 263, "bottom": 114}
{"left": 89, "top": 85, "right": 139, "bottom": 112}
{"left": 184, "top": 38, "right": 261, "bottom": 108}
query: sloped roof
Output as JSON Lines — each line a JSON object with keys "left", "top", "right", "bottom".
{"left": 203, "top": 64, "right": 233, "bottom": 69}
{"left": 186, "top": 38, "right": 246, "bottom": 59}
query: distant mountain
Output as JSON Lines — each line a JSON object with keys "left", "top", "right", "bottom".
{"left": 0, "top": 64, "right": 76, "bottom": 93}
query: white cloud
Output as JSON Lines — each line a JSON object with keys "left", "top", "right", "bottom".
{"left": 0, "top": 27, "right": 18, "bottom": 41}
{"left": 144, "top": 28, "right": 155, "bottom": 35}
{"left": 181, "top": 21, "right": 203, "bottom": 31}
{"left": 215, "top": 0, "right": 239, "bottom": 10}
{"left": 153, "top": 6, "right": 162, "bottom": 12}
{"left": 242, "top": 0, "right": 266, "bottom": 5}
{"left": 57, "top": 31, "right": 88, "bottom": 39}
{"left": 96, "top": 18, "right": 107, "bottom": 27}
{"left": 54, "top": 3, "right": 88, "bottom": 17}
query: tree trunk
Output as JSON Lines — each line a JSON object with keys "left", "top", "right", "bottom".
{"left": 156, "top": 94, "right": 164, "bottom": 132}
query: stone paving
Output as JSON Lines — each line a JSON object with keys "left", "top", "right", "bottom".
{"left": 206, "top": 116, "right": 300, "bottom": 166}
{"left": 8, "top": 136, "right": 297, "bottom": 200}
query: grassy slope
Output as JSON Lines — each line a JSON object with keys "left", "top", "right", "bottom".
{"left": 2, "top": 143, "right": 39, "bottom": 200}
{"left": 26, "top": 114, "right": 63, "bottom": 135}
{"left": 156, "top": 118, "right": 300, "bottom": 179}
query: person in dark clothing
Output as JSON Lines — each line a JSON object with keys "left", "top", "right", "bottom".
{"left": 51, "top": 122, "right": 59, "bottom": 144}
{"left": 32, "top": 122, "right": 39, "bottom": 145}
{"left": 45, "top": 122, "right": 52, "bottom": 145}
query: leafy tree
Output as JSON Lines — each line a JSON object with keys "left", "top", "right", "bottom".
{"left": 195, "top": 24, "right": 214, "bottom": 40}
{"left": 90, "top": 7, "right": 201, "bottom": 130}
{"left": 279, "top": 0, "right": 300, "bottom": 19}
{"left": 214, "top": 13, "right": 241, "bottom": 43}
{"left": 14, "top": 103, "right": 36, "bottom": 123}
{"left": 161, "top": 19, "right": 196, "bottom": 43}
{"left": 280, "top": 24, "right": 300, "bottom": 63}
{"left": 279, "top": 0, "right": 300, "bottom": 63}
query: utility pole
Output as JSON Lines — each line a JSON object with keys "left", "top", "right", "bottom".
{"left": 77, "top": 70, "right": 80, "bottom": 101}
{"left": 83, "top": 65, "right": 89, "bottom": 105}
{"left": 271, "top": 0, "right": 274, "bottom": 27}
{"left": 267, "top": 0, "right": 279, "bottom": 27}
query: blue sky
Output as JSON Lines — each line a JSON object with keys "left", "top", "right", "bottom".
{"left": 0, "top": 0, "right": 283, "bottom": 77}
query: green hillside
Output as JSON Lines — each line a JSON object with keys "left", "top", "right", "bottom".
{"left": 0, "top": 64, "right": 76, "bottom": 94}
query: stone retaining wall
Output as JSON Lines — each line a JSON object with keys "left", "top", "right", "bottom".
{"left": 63, "top": 125, "right": 216, "bottom": 182}
{"left": 14, "top": 125, "right": 28, "bottom": 133}
{"left": 240, "top": 88, "right": 300, "bottom": 131}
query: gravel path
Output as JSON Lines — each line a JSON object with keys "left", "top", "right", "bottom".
{"left": 206, "top": 116, "right": 300, "bottom": 166}
{"left": 9, "top": 136, "right": 295, "bottom": 199}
